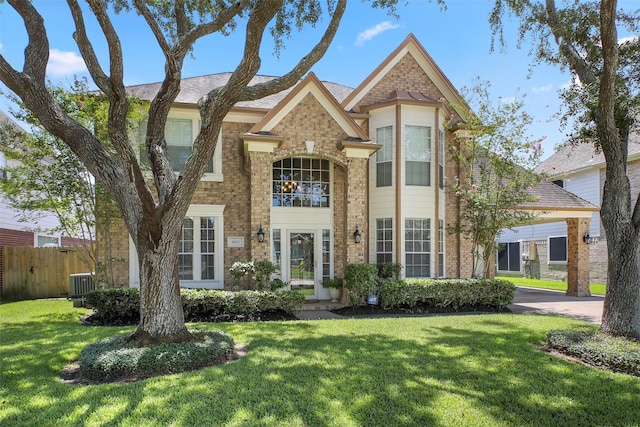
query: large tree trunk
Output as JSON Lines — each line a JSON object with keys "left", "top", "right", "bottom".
{"left": 129, "top": 227, "right": 194, "bottom": 345}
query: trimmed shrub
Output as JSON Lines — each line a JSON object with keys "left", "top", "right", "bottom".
{"left": 84, "top": 288, "right": 140, "bottom": 324}
{"left": 547, "top": 329, "right": 640, "bottom": 376}
{"left": 79, "top": 329, "right": 234, "bottom": 382}
{"left": 86, "top": 288, "right": 306, "bottom": 324}
{"left": 344, "top": 263, "right": 378, "bottom": 307}
{"left": 378, "top": 278, "right": 516, "bottom": 310}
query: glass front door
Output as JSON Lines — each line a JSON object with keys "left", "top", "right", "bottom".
{"left": 289, "top": 232, "right": 316, "bottom": 298}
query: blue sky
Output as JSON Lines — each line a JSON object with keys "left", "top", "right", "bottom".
{"left": 0, "top": 0, "right": 638, "bottom": 160}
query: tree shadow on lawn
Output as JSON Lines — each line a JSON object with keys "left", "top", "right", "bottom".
{"left": 2, "top": 314, "right": 640, "bottom": 426}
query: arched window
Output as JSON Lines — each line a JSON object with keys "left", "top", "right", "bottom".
{"left": 272, "top": 157, "right": 330, "bottom": 208}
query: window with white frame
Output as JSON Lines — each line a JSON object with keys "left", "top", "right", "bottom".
{"left": 438, "top": 219, "right": 444, "bottom": 277}
{"left": 376, "top": 126, "right": 393, "bottom": 187}
{"left": 376, "top": 218, "right": 393, "bottom": 264}
{"left": 139, "top": 117, "right": 222, "bottom": 179}
{"left": 548, "top": 236, "right": 567, "bottom": 263}
{"left": 405, "top": 125, "right": 431, "bottom": 186}
{"left": 438, "top": 129, "right": 445, "bottom": 189}
{"left": 272, "top": 157, "right": 330, "bottom": 208}
{"left": 405, "top": 218, "right": 431, "bottom": 278}
{"left": 36, "top": 235, "right": 60, "bottom": 247}
{"left": 497, "top": 242, "right": 521, "bottom": 272}
{"left": 178, "top": 217, "right": 216, "bottom": 281}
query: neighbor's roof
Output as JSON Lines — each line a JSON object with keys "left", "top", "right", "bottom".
{"left": 124, "top": 72, "right": 354, "bottom": 110}
{"left": 518, "top": 180, "right": 598, "bottom": 212}
{"left": 537, "top": 133, "right": 640, "bottom": 176}
{"left": 0, "top": 110, "right": 25, "bottom": 133}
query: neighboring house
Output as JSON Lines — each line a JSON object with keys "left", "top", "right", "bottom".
{"left": 100, "top": 34, "right": 594, "bottom": 299}
{"left": 497, "top": 138, "right": 640, "bottom": 284}
{"left": 0, "top": 110, "right": 74, "bottom": 295}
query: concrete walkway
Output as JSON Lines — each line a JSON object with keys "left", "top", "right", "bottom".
{"left": 508, "top": 286, "right": 604, "bottom": 324}
{"left": 296, "top": 286, "right": 605, "bottom": 323}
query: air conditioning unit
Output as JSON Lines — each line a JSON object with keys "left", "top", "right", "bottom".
{"left": 70, "top": 273, "right": 95, "bottom": 299}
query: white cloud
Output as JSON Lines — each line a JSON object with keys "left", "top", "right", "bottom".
{"left": 532, "top": 84, "right": 553, "bottom": 93}
{"left": 560, "top": 76, "right": 582, "bottom": 91}
{"left": 355, "top": 21, "right": 400, "bottom": 46}
{"left": 47, "top": 49, "right": 87, "bottom": 77}
{"left": 619, "top": 35, "right": 638, "bottom": 45}
{"left": 500, "top": 96, "right": 517, "bottom": 105}
{"left": 0, "top": 42, "right": 3, "bottom": 53}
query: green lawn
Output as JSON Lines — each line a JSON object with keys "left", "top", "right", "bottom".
{"left": 500, "top": 277, "right": 607, "bottom": 295}
{"left": 2, "top": 300, "right": 639, "bottom": 426}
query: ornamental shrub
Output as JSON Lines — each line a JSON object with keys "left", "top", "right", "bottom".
{"left": 344, "top": 263, "right": 377, "bottom": 307}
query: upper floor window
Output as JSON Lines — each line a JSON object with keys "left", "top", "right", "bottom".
{"left": 405, "top": 125, "right": 431, "bottom": 186}
{"left": 272, "top": 157, "right": 330, "bottom": 208}
{"left": 139, "top": 117, "right": 222, "bottom": 179}
{"left": 376, "top": 126, "right": 393, "bottom": 187}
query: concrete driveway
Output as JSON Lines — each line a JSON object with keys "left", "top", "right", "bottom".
{"left": 509, "top": 287, "right": 604, "bottom": 324}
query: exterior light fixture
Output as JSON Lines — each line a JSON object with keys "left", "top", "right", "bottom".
{"left": 583, "top": 232, "right": 597, "bottom": 245}
{"left": 257, "top": 224, "right": 265, "bottom": 243}
{"left": 353, "top": 225, "right": 362, "bottom": 244}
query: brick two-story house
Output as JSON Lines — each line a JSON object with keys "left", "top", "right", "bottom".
{"left": 100, "top": 34, "right": 596, "bottom": 299}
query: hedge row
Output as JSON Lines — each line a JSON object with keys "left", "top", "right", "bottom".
{"left": 84, "top": 288, "right": 306, "bottom": 324}
{"left": 377, "top": 278, "right": 516, "bottom": 310}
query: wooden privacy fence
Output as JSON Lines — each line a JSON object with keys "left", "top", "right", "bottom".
{"left": 1, "top": 246, "right": 90, "bottom": 301}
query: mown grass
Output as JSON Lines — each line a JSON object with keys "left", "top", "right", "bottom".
{"left": 2, "top": 299, "right": 640, "bottom": 426}
{"left": 501, "top": 277, "right": 607, "bottom": 295}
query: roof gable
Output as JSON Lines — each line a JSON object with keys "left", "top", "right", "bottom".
{"left": 342, "top": 33, "right": 464, "bottom": 113}
{"left": 249, "top": 72, "right": 369, "bottom": 141}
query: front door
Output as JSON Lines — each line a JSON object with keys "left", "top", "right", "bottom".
{"left": 289, "top": 232, "right": 316, "bottom": 298}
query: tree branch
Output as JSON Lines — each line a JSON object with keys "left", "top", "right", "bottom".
{"left": 7, "top": 0, "right": 49, "bottom": 82}
{"left": 239, "top": 0, "right": 347, "bottom": 102}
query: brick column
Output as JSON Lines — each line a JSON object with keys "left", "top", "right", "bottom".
{"left": 249, "top": 152, "right": 272, "bottom": 262}
{"left": 566, "top": 217, "right": 591, "bottom": 296}
{"left": 345, "top": 157, "right": 367, "bottom": 264}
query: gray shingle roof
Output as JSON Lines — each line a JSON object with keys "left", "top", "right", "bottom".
{"left": 519, "top": 180, "right": 598, "bottom": 211}
{"left": 537, "top": 134, "right": 640, "bottom": 176}
{"left": 125, "top": 73, "right": 354, "bottom": 109}
{"left": 0, "top": 110, "right": 24, "bottom": 132}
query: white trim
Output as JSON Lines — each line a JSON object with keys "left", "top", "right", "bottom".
{"left": 129, "top": 204, "right": 226, "bottom": 289}
{"left": 547, "top": 235, "right": 568, "bottom": 264}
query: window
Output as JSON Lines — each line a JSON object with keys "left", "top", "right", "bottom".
{"left": 438, "top": 129, "right": 445, "bottom": 189}
{"left": 139, "top": 118, "right": 221, "bottom": 177}
{"left": 549, "top": 236, "right": 567, "bottom": 263}
{"left": 405, "top": 218, "right": 431, "bottom": 278}
{"left": 272, "top": 157, "right": 330, "bottom": 207}
{"left": 552, "top": 179, "right": 564, "bottom": 188}
{"left": 376, "top": 126, "right": 393, "bottom": 187}
{"left": 178, "top": 217, "right": 216, "bottom": 281}
{"left": 438, "top": 219, "right": 444, "bottom": 277}
{"left": 405, "top": 125, "right": 431, "bottom": 186}
{"left": 322, "top": 229, "right": 331, "bottom": 282}
{"left": 272, "top": 229, "right": 282, "bottom": 279}
{"left": 497, "top": 242, "right": 521, "bottom": 272}
{"left": 36, "top": 235, "right": 60, "bottom": 247}
{"left": 376, "top": 218, "right": 393, "bottom": 264}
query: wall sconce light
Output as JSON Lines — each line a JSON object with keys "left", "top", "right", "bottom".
{"left": 583, "top": 232, "right": 597, "bottom": 245}
{"left": 353, "top": 225, "right": 362, "bottom": 244}
{"left": 257, "top": 224, "right": 265, "bottom": 243}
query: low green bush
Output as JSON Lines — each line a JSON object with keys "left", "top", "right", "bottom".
{"left": 79, "top": 329, "right": 234, "bottom": 382}
{"left": 84, "top": 288, "right": 140, "bottom": 324}
{"left": 378, "top": 278, "right": 516, "bottom": 310}
{"left": 344, "top": 263, "right": 378, "bottom": 307}
{"left": 86, "top": 288, "right": 306, "bottom": 324}
{"left": 547, "top": 329, "right": 640, "bottom": 376}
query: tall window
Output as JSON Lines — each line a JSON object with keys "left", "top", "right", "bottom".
{"left": 322, "top": 229, "right": 331, "bottom": 282}
{"left": 438, "top": 129, "right": 445, "bottom": 189}
{"left": 549, "top": 236, "right": 567, "bottom": 263}
{"left": 376, "top": 218, "right": 393, "bottom": 264}
{"left": 139, "top": 118, "right": 214, "bottom": 173}
{"left": 272, "top": 229, "right": 282, "bottom": 279}
{"left": 497, "top": 242, "right": 521, "bottom": 272}
{"left": 272, "top": 157, "right": 330, "bottom": 207}
{"left": 438, "top": 219, "right": 444, "bottom": 277}
{"left": 405, "top": 218, "right": 431, "bottom": 278}
{"left": 376, "top": 126, "right": 393, "bottom": 187}
{"left": 178, "top": 217, "right": 216, "bottom": 281}
{"left": 405, "top": 125, "right": 431, "bottom": 186}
